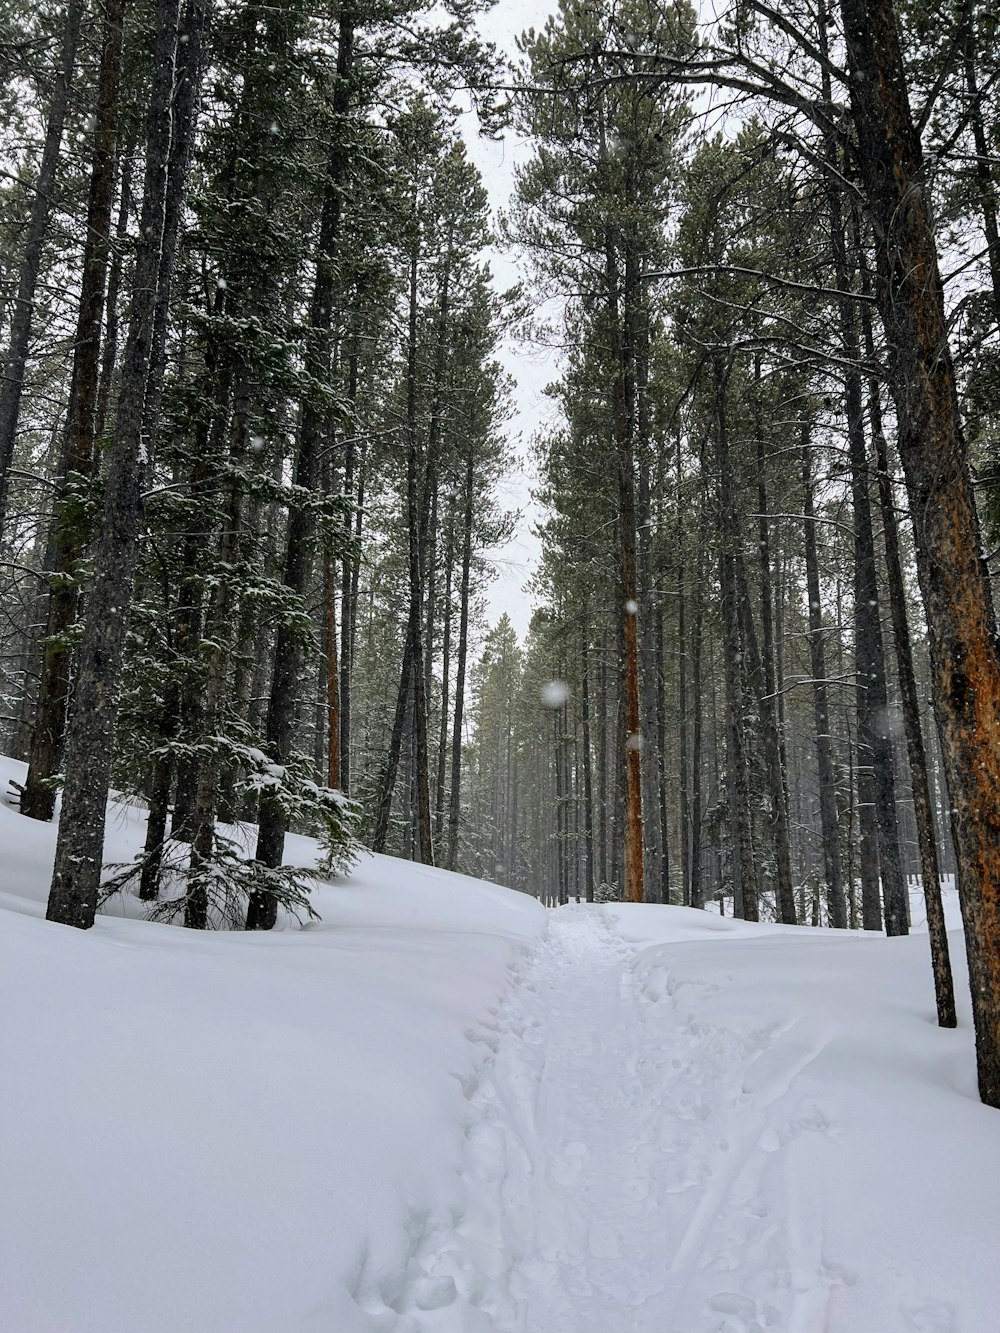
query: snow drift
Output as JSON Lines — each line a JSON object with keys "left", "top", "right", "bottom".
{"left": 0, "top": 754, "right": 997, "bottom": 1332}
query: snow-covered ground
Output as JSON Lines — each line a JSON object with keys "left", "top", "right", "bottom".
{"left": 0, "top": 754, "right": 997, "bottom": 1332}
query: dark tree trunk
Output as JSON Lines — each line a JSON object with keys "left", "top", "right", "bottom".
{"left": 637, "top": 455, "right": 663, "bottom": 902}
{"left": 963, "top": 10, "right": 1000, "bottom": 320}
{"left": 753, "top": 369, "right": 797, "bottom": 925}
{"left": 340, "top": 430, "right": 365, "bottom": 798}
{"left": 371, "top": 624, "right": 416, "bottom": 854}
{"left": 829, "top": 211, "right": 905, "bottom": 934}
{"left": 801, "top": 437, "right": 848, "bottom": 929}
{"left": 369, "top": 219, "right": 435, "bottom": 865}
{"left": 446, "top": 446, "right": 474, "bottom": 871}
{"left": 324, "top": 545, "right": 341, "bottom": 790}
{"left": 608, "top": 236, "right": 644, "bottom": 905}
{"left": 248, "top": 7, "right": 355, "bottom": 926}
{"left": 46, "top": 0, "right": 209, "bottom": 931}
{"left": 580, "top": 601, "right": 595, "bottom": 903}
{"left": 841, "top": 0, "right": 1000, "bottom": 1102}
{"left": 676, "top": 439, "right": 691, "bottom": 905}
{"left": 21, "top": 0, "right": 126, "bottom": 822}
{"left": 818, "top": 0, "right": 907, "bottom": 935}
{"left": 597, "top": 629, "right": 609, "bottom": 892}
{"left": 95, "top": 143, "right": 134, "bottom": 447}
{"left": 139, "top": 746, "right": 174, "bottom": 902}
{"left": 690, "top": 537, "right": 706, "bottom": 911}
{"left": 185, "top": 375, "right": 252, "bottom": 927}
{"left": 857, "top": 255, "right": 956, "bottom": 1023}
{"left": 0, "top": 0, "right": 82, "bottom": 530}
{"left": 713, "top": 360, "right": 757, "bottom": 921}
{"left": 655, "top": 602, "right": 671, "bottom": 903}
{"left": 434, "top": 504, "right": 454, "bottom": 841}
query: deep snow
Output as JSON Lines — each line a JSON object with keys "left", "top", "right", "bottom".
{"left": 0, "top": 754, "right": 997, "bottom": 1332}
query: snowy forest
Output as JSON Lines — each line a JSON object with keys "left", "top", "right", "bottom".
{"left": 1, "top": 0, "right": 1000, "bottom": 1327}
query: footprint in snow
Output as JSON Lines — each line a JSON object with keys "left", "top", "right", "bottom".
{"left": 901, "top": 1299, "right": 957, "bottom": 1333}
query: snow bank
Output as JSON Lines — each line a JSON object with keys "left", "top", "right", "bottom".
{"left": 0, "top": 756, "right": 545, "bottom": 1332}
{"left": 1, "top": 748, "right": 997, "bottom": 1332}
{"left": 599, "top": 902, "right": 1000, "bottom": 1332}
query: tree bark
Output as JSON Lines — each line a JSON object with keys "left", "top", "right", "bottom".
{"left": 818, "top": 0, "right": 906, "bottom": 935}
{"left": 371, "top": 623, "right": 416, "bottom": 854}
{"left": 248, "top": 5, "right": 355, "bottom": 925}
{"left": 324, "top": 545, "right": 341, "bottom": 789}
{"left": 840, "top": 0, "right": 1000, "bottom": 1102}
{"left": 0, "top": 0, "right": 82, "bottom": 531}
{"left": 434, "top": 504, "right": 454, "bottom": 840}
{"left": 676, "top": 438, "right": 691, "bottom": 905}
{"left": 580, "top": 602, "right": 596, "bottom": 903}
{"left": 713, "top": 359, "right": 757, "bottom": 921}
{"left": 446, "top": 446, "right": 474, "bottom": 871}
{"left": 963, "top": 7, "right": 1000, "bottom": 321}
{"left": 22, "top": 0, "right": 126, "bottom": 822}
{"left": 46, "top": 0, "right": 209, "bottom": 930}
{"left": 608, "top": 235, "right": 644, "bottom": 905}
{"left": 689, "top": 537, "right": 706, "bottom": 911}
{"left": 801, "top": 436, "right": 848, "bottom": 929}
{"left": 857, "top": 253, "right": 956, "bottom": 1023}
{"left": 402, "top": 223, "right": 432, "bottom": 865}
{"left": 637, "top": 454, "right": 663, "bottom": 902}
{"left": 753, "top": 367, "right": 797, "bottom": 925}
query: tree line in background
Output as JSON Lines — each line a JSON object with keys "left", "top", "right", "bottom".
{"left": 455, "top": 0, "right": 1000, "bottom": 1106}
{"left": 2, "top": 0, "right": 1000, "bottom": 1108}
{"left": 0, "top": 0, "right": 514, "bottom": 929}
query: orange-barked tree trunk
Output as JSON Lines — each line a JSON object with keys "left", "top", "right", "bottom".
{"left": 840, "top": 0, "right": 1000, "bottom": 1103}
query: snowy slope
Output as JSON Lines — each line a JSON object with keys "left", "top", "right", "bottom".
{"left": 0, "top": 757, "right": 546, "bottom": 1332}
{"left": 603, "top": 905, "right": 999, "bottom": 1331}
{"left": 1, "top": 753, "right": 998, "bottom": 1332}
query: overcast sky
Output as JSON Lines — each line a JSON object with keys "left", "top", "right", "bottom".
{"left": 460, "top": 1, "right": 724, "bottom": 645}
{"left": 461, "top": 1, "right": 561, "bottom": 644}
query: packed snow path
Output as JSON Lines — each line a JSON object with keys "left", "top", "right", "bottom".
{"left": 366, "top": 906, "right": 849, "bottom": 1333}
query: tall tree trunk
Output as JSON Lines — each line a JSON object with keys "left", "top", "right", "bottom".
{"left": 855, "top": 240, "right": 956, "bottom": 1020}
{"left": 597, "top": 628, "right": 609, "bottom": 893}
{"left": 819, "top": 0, "right": 907, "bottom": 935}
{"left": 185, "top": 404, "right": 250, "bottom": 929}
{"left": 371, "top": 624, "right": 416, "bottom": 853}
{"left": 608, "top": 233, "right": 644, "bottom": 904}
{"left": 402, "top": 228, "right": 432, "bottom": 865}
{"left": 138, "top": 708, "right": 176, "bottom": 903}
{"left": 655, "top": 602, "right": 671, "bottom": 903}
{"left": 841, "top": 0, "right": 1000, "bottom": 1102}
{"left": 831, "top": 226, "right": 905, "bottom": 933}
{"left": 689, "top": 535, "right": 706, "bottom": 911}
{"left": 21, "top": 0, "right": 126, "bottom": 822}
{"left": 434, "top": 504, "right": 454, "bottom": 840}
{"left": 324, "top": 544, "right": 341, "bottom": 789}
{"left": 637, "top": 455, "right": 663, "bottom": 902}
{"left": 46, "top": 0, "right": 209, "bottom": 930}
{"left": 713, "top": 359, "right": 757, "bottom": 921}
{"left": 963, "top": 7, "right": 1000, "bottom": 321}
{"left": 580, "top": 600, "right": 595, "bottom": 903}
{"left": 95, "top": 143, "right": 134, "bottom": 447}
{"left": 554, "top": 699, "right": 567, "bottom": 905}
{"left": 801, "top": 436, "right": 848, "bottom": 929}
{"left": 753, "top": 368, "right": 797, "bottom": 925}
{"left": 420, "top": 252, "right": 452, "bottom": 784}
{"left": 169, "top": 356, "right": 233, "bottom": 845}
{"left": 248, "top": 6, "right": 355, "bottom": 926}
{"left": 446, "top": 446, "right": 474, "bottom": 871}
{"left": 340, "top": 430, "right": 365, "bottom": 798}
{"left": 0, "top": 0, "right": 82, "bottom": 530}
{"left": 676, "top": 438, "right": 691, "bottom": 905}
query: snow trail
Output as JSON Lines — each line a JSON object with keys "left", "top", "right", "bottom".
{"left": 384, "top": 905, "right": 844, "bottom": 1332}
